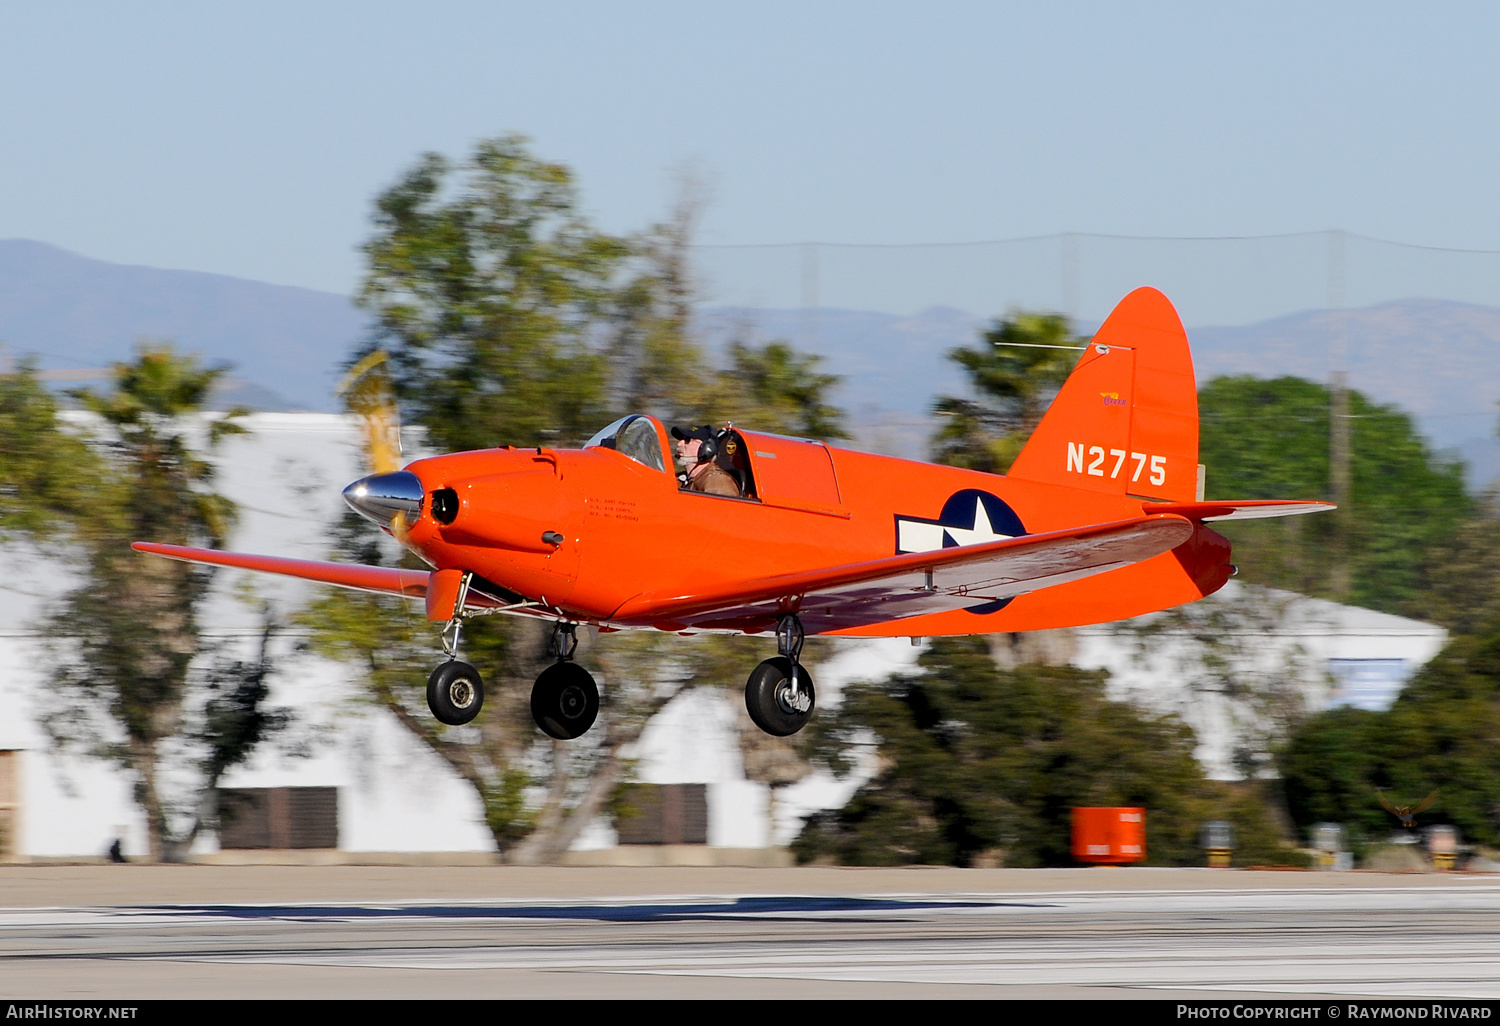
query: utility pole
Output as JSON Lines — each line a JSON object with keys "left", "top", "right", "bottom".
{"left": 1328, "top": 230, "right": 1351, "bottom": 600}
{"left": 800, "top": 242, "right": 819, "bottom": 352}
{"left": 1061, "top": 232, "right": 1080, "bottom": 325}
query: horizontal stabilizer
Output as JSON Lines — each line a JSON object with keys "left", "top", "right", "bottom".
{"left": 1144, "top": 499, "right": 1335, "bottom": 522}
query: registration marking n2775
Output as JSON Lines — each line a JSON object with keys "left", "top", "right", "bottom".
{"left": 1066, "top": 443, "right": 1165, "bottom": 485}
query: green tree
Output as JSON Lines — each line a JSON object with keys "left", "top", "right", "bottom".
{"left": 1198, "top": 376, "right": 1469, "bottom": 616}
{"left": 710, "top": 341, "right": 847, "bottom": 441}
{"left": 307, "top": 137, "right": 848, "bottom": 861}
{"left": 1280, "top": 630, "right": 1500, "bottom": 852}
{"left": 931, "top": 312, "right": 1080, "bottom": 473}
{"left": 180, "top": 617, "right": 293, "bottom": 853}
{"left": 359, "top": 136, "right": 845, "bottom": 447}
{"left": 0, "top": 360, "right": 103, "bottom": 536}
{"left": 341, "top": 136, "right": 643, "bottom": 854}
{"left": 40, "top": 346, "right": 279, "bottom": 860}
{"left": 605, "top": 183, "right": 715, "bottom": 424}
{"left": 1410, "top": 490, "right": 1500, "bottom": 636}
{"left": 794, "top": 636, "right": 1260, "bottom": 867}
{"left": 360, "top": 134, "right": 629, "bottom": 452}
{"left": 605, "top": 183, "right": 847, "bottom": 440}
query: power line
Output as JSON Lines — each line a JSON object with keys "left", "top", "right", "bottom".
{"left": 693, "top": 229, "right": 1500, "bottom": 256}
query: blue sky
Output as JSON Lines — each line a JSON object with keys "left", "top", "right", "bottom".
{"left": 3, "top": 2, "right": 1499, "bottom": 306}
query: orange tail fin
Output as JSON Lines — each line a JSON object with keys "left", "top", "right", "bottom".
{"left": 1007, "top": 287, "right": 1200, "bottom": 503}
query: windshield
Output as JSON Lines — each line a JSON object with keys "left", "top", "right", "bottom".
{"left": 585, "top": 416, "right": 630, "bottom": 449}
{"left": 584, "top": 415, "right": 666, "bottom": 472}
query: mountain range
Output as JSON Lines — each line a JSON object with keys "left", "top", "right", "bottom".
{"left": 4, "top": 238, "right": 1497, "bottom": 484}
{"left": 0, "top": 239, "right": 364, "bottom": 412}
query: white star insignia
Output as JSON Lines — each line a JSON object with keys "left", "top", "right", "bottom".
{"left": 896, "top": 498, "right": 1014, "bottom": 553}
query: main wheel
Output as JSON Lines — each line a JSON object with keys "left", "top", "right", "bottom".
{"left": 427, "top": 660, "right": 484, "bottom": 725}
{"left": 531, "top": 662, "right": 600, "bottom": 740}
{"left": 745, "top": 657, "right": 815, "bottom": 737}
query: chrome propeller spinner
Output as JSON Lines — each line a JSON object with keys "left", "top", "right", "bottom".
{"left": 343, "top": 470, "right": 424, "bottom": 528}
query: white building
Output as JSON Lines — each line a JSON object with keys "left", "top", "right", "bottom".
{"left": 1075, "top": 582, "right": 1448, "bottom": 778}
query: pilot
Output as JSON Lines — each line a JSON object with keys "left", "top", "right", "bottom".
{"left": 671, "top": 425, "right": 741, "bottom": 497}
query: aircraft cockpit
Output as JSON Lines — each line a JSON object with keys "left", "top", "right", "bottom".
{"left": 585, "top": 415, "right": 758, "bottom": 499}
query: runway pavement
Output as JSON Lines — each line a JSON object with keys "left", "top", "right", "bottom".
{"left": 1, "top": 866, "right": 1497, "bottom": 999}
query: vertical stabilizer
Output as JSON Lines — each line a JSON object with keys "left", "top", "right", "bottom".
{"left": 1007, "top": 287, "right": 1198, "bottom": 502}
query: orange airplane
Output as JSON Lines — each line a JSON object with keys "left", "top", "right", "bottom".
{"left": 135, "top": 288, "right": 1332, "bottom": 740}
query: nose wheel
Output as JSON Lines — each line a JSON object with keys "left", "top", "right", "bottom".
{"left": 427, "top": 660, "right": 484, "bottom": 726}
{"left": 425, "top": 589, "right": 485, "bottom": 726}
{"left": 745, "top": 614, "right": 816, "bottom": 736}
{"left": 531, "top": 622, "right": 599, "bottom": 739}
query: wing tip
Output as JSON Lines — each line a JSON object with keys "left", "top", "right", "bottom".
{"left": 133, "top": 541, "right": 180, "bottom": 557}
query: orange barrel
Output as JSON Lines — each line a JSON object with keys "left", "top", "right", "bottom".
{"left": 1071, "top": 807, "right": 1146, "bottom": 864}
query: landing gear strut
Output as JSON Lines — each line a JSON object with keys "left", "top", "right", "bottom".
{"left": 426, "top": 604, "right": 485, "bottom": 726}
{"left": 745, "top": 613, "right": 816, "bottom": 737}
{"left": 531, "top": 621, "right": 600, "bottom": 740}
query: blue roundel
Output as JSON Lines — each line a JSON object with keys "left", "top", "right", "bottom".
{"left": 946, "top": 490, "right": 1025, "bottom": 616}
{"left": 935, "top": 489, "right": 1027, "bottom": 543}
{"left": 893, "top": 488, "right": 1028, "bottom": 554}
{"left": 892, "top": 489, "right": 1027, "bottom": 617}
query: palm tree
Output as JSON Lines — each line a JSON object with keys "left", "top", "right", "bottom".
{"left": 46, "top": 346, "right": 246, "bottom": 860}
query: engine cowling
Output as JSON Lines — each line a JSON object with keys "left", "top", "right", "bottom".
{"left": 436, "top": 468, "right": 568, "bottom": 554}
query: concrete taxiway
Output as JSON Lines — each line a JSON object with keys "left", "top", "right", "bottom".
{"left": 0, "top": 866, "right": 1496, "bottom": 999}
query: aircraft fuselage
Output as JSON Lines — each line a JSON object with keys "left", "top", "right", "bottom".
{"left": 385, "top": 421, "right": 1232, "bottom": 638}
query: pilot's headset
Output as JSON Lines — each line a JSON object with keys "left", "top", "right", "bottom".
{"left": 695, "top": 429, "right": 719, "bottom": 464}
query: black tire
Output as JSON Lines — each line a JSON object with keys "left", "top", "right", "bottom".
{"left": 745, "top": 657, "right": 815, "bottom": 737}
{"left": 427, "top": 660, "right": 485, "bottom": 725}
{"left": 531, "top": 662, "right": 600, "bottom": 740}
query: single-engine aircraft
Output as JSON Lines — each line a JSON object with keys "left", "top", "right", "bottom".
{"left": 135, "top": 288, "right": 1333, "bottom": 739}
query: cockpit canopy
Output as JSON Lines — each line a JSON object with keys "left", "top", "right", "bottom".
{"left": 586, "top": 415, "right": 843, "bottom": 509}
{"left": 585, "top": 415, "right": 666, "bottom": 472}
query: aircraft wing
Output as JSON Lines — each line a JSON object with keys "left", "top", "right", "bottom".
{"left": 1146, "top": 499, "right": 1335, "bottom": 521}
{"left": 611, "top": 514, "right": 1196, "bottom": 633}
{"left": 130, "top": 542, "right": 510, "bottom": 611}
